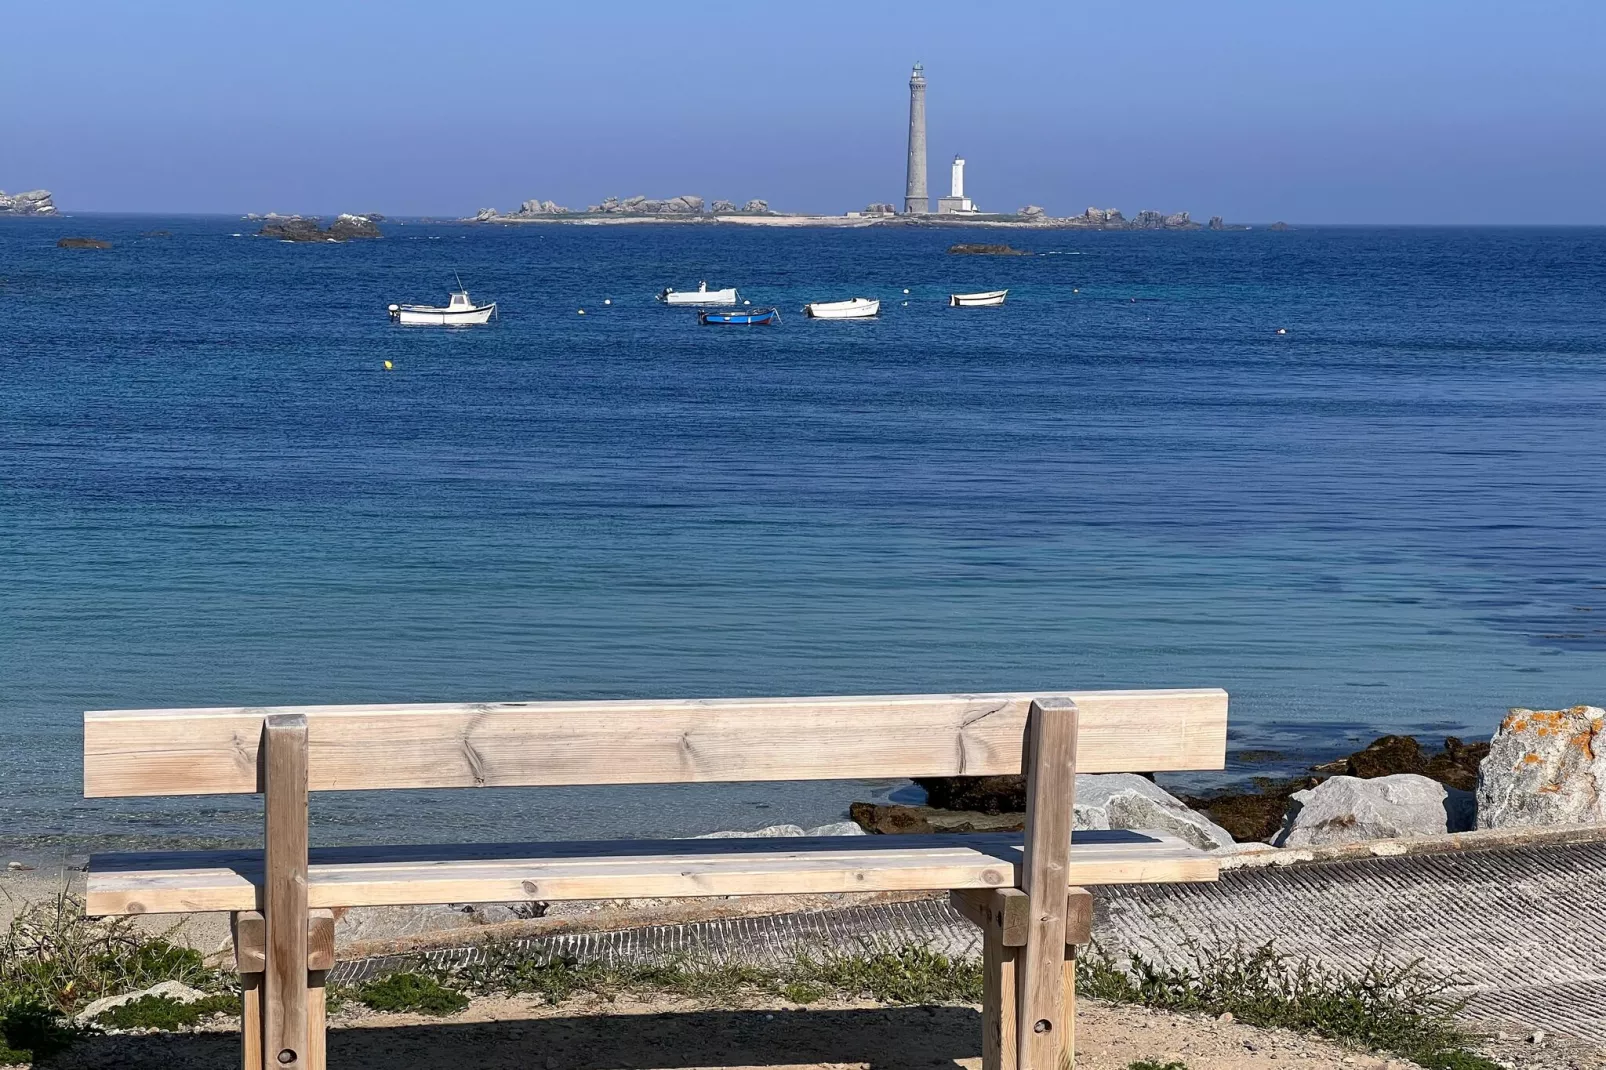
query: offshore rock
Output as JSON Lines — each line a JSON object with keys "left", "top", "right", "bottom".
{"left": 1478, "top": 706, "right": 1606, "bottom": 829}
{"left": 1268, "top": 221, "right": 1292, "bottom": 231}
{"left": 1132, "top": 210, "right": 1201, "bottom": 230}
{"left": 474, "top": 208, "right": 497, "bottom": 222}
{"left": 1075, "top": 773, "right": 1236, "bottom": 851}
{"left": 947, "top": 243, "right": 1028, "bottom": 255}
{"left": 1081, "top": 207, "right": 1125, "bottom": 225}
{"left": 1208, "top": 216, "right": 1225, "bottom": 230}
{"left": 711, "top": 200, "right": 738, "bottom": 214}
{"left": 1018, "top": 205, "right": 1046, "bottom": 220}
{"left": 741, "top": 199, "right": 770, "bottom": 214}
{"left": 587, "top": 195, "right": 704, "bottom": 215}
{"left": 57, "top": 237, "right": 111, "bottom": 249}
{"left": 514, "top": 199, "right": 568, "bottom": 216}
{"left": 326, "top": 213, "right": 382, "bottom": 240}
{"left": 0, "top": 189, "right": 56, "bottom": 215}
{"left": 1312, "top": 734, "right": 1489, "bottom": 792}
{"left": 1275, "top": 774, "right": 1470, "bottom": 848}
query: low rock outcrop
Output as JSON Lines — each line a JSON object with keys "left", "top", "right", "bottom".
{"left": 587, "top": 195, "right": 705, "bottom": 215}
{"left": 741, "top": 199, "right": 770, "bottom": 214}
{"left": 1133, "top": 210, "right": 1201, "bottom": 230}
{"left": 947, "top": 243, "right": 1029, "bottom": 255}
{"left": 1312, "top": 734, "right": 1488, "bottom": 792}
{"left": 257, "top": 213, "right": 382, "bottom": 241}
{"left": 1018, "top": 205, "right": 1046, "bottom": 221}
{"left": 1268, "top": 221, "right": 1292, "bottom": 231}
{"left": 857, "top": 774, "right": 1234, "bottom": 851}
{"left": 1477, "top": 706, "right": 1606, "bottom": 830}
{"left": 77, "top": 981, "right": 206, "bottom": 1024}
{"left": 0, "top": 189, "right": 55, "bottom": 215}
{"left": 711, "top": 200, "right": 737, "bottom": 214}
{"left": 57, "top": 237, "right": 111, "bottom": 249}
{"left": 694, "top": 821, "right": 865, "bottom": 839}
{"left": 1275, "top": 774, "right": 1472, "bottom": 848}
{"left": 513, "top": 199, "right": 569, "bottom": 217}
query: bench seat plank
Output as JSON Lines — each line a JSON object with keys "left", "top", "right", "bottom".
{"left": 87, "top": 830, "right": 1216, "bottom": 916}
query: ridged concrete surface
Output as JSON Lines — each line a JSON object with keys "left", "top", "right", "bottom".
{"left": 332, "top": 838, "right": 1606, "bottom": 1045}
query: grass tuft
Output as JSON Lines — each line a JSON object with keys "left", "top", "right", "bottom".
{"left": 1079, "top": 941, "right": 1499, "bottom": 1070}
{"left": 88, "top": 993, "right": 237, "bottom": 1031}
{"left": 355, "top": 972, "right": 470, "bottom": 1017}
{"left": 1128, "top": 1061, "right": 1188, "bottom": 1070}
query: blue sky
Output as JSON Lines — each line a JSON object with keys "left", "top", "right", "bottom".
{"left": 4, "top": 0, "right": 1604, "bottom": 221}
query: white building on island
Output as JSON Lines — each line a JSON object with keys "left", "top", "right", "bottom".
{"left": 936, "top": 155, "right": 978, "bottom": 215}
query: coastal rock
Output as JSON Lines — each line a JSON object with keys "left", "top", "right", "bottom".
{"left": 694, "top": 821, "right": 867, "bottom": 838}
{"left": 1075, "top": 773, "right": 1236, "bottom": 851}
{"left": 326, "top": 213, "right": 382, "bottom": 240}
{"left": 587, "top": 194, "right": 704, "bottom": 215}
{"left": 849, "top": 802, "right": 1026, "bottom": 835}
{"left": 57, "top": 237, "right": 111, "bottom": 249}
{"left": 1132, "top": 210, "right": 1201, "bottom": 230}
{"left": 711, "top": 200, "right": 737, "bottom": 214}
{"left": 1208, "top": 216, "right": 1225, "bottom": 230}
{"left": 742, "top": 199, "right": 770, "bottom": 214}
{"left": 868, "top": 775, "right": 1234, "bottom": 851}
{"left": 0, "top": 189, "right": 55, "bottom": 215}
{"left": 913, "top": 775, "right": 1025, "bottom": 813}
{"left": 1181, "top": 780, "right": 1316, "bottom": 844}
{"left": 1018, "top": 205, "right": 1046, "bottom": 221}
{"left": 1275, "top": 774, "right": 1470, "bottom": 848}
{"left": 78, "top": 981, "right": 206, "bottom": 1023}
{"left": 1268, "top": 221, "right": 1292, "bottom": 231}
{"left": 947, "top": 243, "right": 1028, "bottom": 255}
{"left": 514, "top": 199, "right": 568, "bottom": 216}
{"left": 1080, "top": 207, "right": 1125, "bottom": 226}
{"left": 1312, "top": 734, "right": 1489, "bottom": 793}
{"left": 1477, "top": 706, "right": 1606, "bottom": 830}
{"left": 474, "top": 208, "right": 497, "bottom": 222}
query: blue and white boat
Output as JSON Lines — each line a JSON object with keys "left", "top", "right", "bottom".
{"left": 699, "top": 307, "right": 780, "bottom": 325}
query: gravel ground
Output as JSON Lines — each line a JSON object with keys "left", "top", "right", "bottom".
{"left": 36, "top": 994, "right": 1606, "bottom": 1070}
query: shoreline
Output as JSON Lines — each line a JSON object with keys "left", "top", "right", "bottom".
{"left": 468, "top": 213, "right": 1218, "bottom": 230}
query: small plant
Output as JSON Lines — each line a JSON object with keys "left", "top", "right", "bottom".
{"left": 1078, "top": 942, "right": 1499, "bottom": 1070}
{"left": 781, "top": 980, "right": 824, "bottom": 1005}
{"left": 0, "top": 998, "right": 80, "bottom": 1064}
{"left": 89, "top": 993, "right": 237, "bottom": 1031}
{"left": 355, "top": 972, "right": 469, "bottom": 1017}
{"left": 1129, "top": 1061, "right": 1188, "bottom": 1070}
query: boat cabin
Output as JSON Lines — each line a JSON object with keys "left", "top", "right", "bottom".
{"left": 449, "top": 291, "right": 472, "bottom": 308}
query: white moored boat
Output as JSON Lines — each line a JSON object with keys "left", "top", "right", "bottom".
{"left": 658, "top": 282, "right": 738, "bottom": 306}
{"left": 388, "top": 290, "right": 497, "bottom": 325}
{"left": 804, "top": 297, "right": 879, "bottom": 320}
{"left": 949, "top": 289, "right": 1008, "bottom": 307}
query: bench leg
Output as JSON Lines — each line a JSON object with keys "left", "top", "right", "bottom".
{"left": 263, "top": 714, "right": 311, "bottom": 1070}
{"left": 306, "top": 970, "right": 327, "bottom": 1070}
{"left": 1016, "top": 698, "right": 1079, "bottom": 1070}
{"left": 241, "top": 972, "right": 264, "bottom": 1070}
{"left": 982, "top": 924, "right": 1018, "bottom": 1070}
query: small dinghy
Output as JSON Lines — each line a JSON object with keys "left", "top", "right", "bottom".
{"left": 804, "top": 297, "right": 879, "bottom": 320}
{"left": 388, "top": 289, "right": 496, "bottom": 325}
{"left": 949, "top": 289, "right": 1008, "bottom": 307}
{"left": 699, "top": 307, "right": 780, "bottom": 325}
{"left": 659, "top": 282, "right": 739, "bottom": 306}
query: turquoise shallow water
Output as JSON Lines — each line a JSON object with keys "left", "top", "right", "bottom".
{"left": 2, "top": 217, "right": 1604, "bottom": 851}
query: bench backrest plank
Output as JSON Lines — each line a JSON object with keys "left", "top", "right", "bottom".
{"left": 83, "top": 688, "right": 1227, "bottom": 798}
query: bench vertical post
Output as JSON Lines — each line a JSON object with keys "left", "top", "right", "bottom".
{"left": 1015, "top": 697, "right": 1078, "bottom": 1070}
{"left": 262, "top": 714, "right": 311, "bottom": 1070}
{"left": 233, "top": 911, "right": 265, "bottom": 1070}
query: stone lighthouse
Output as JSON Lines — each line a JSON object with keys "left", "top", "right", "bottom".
{"left": 903, "top": 63, "right": 928, "bottom": 215}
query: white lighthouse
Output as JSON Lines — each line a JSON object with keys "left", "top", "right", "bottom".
{"left": 937, "top": 154, "right": 976, "bottom": 214}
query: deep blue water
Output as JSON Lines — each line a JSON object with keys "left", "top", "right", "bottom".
{"left": 3, "top": 215, "right": 1604, "bottom": 852}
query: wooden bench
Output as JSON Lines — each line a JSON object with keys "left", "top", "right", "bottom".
{"left": 83, "top": 688, "right": 1228, "bottom": 1070}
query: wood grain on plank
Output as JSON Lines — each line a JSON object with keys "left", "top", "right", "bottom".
{"left": 83, "top": 689, "right": 1227, "bottom": 797}
{"left": 262, "top": 715, "right": 309, "bottom": 1070}
{"left": 1016, "top": 698, "right": 1078, "bottom": 1070}
{"left": 982, "top": 924, "right": 1017, "bottom": 1070}
{"left": 87, "top": 830, "right": 1216, "bottom": 916}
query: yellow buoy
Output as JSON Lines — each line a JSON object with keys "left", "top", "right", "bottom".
{"left": 383, "top": 360, "right": 393, "bottom": 370}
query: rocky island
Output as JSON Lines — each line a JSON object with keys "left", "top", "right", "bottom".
{"left": 253, "top": 213, "right": 383, "bottom": 241}
{"left": 0, "top": 189, "right": 56, "bottom": 215}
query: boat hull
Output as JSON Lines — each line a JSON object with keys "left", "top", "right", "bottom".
{"left": 700, "top": 307, "right": 778, "bottom": 325}
{"left": 949, "top": 290, "right": 1008, "bottom": 307}
{"left": 804, "top": 298, "right": 879, "bottom": 319}
{"left": 661, "top": 288, "right": 738, "bottom": 306}
{"left": 393, "top": 304, "right": 496, "bottom": 325}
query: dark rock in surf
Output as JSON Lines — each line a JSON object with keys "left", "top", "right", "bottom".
{"left": 947, "top": 243, "right": 1029, "bottom": 255}
{"left": 57, "top": 237, "right": 111, "bottom": 249}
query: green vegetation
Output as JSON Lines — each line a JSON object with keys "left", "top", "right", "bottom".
{"left": 88, "top": 992, "right": 237, "bottom": 1031}
{"left": 0, "top": 892, "right": 1499, "bottom": 1070}
{"left": 1080, "top": 942, "right": 1499, "bottom": 1070}
{"left": 354, "top": 973, "right": 469, "bottom": 1017}
{"left": 1128, "top": 1061, "right": 1188, "bottom": 1070}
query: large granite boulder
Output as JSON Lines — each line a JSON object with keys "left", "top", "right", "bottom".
{"left": 742, "top": 199, "right": 770, "bottom": 214}
{"left": 515, "top": 199, "right": 568, "bottom": 216}
{"left": 1018, "top": 205, "right": 1046, "bottom": 220}
{"left": 711, "top": 200, "right": 737, "bottom": 214}
{"left": 1075, "top": 773, "right": 1236, "bottom": 851}
{"left": 1477, "top": 706, "right": 1606, "bottom": 830}
{"left": 0, "top": 189, "right": 56, "bottom": 215}
{"left": 1275, "top": 774, "right": 1471, "bottom": 847}
{"left": 474, "top": 207, "right": 498, "bottom": 222}
{"left": 257, "top": 213, "right": 381, "bottom": 241}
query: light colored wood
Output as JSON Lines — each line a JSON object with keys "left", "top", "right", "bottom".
{"left": 86, "top": 829, "right": 1216, "bottom": 916}
{"left": 307, "top": 909, "right": 335, "bottom": 972}
{"left": 1016, "top": 698, "right": 1078, "bottom": 1070}
{"left": 262, "top": 715, "right": 309, "bottom": 1070}
{"left": 982, "top": 924, "right": 1017, "bottom": 1070}
{"left": 1065, "top": 887, "right": 1093, "bottom": 946}
{"left": 1062, "top": 949, "right": 1077, "bottom": 1066}
{"left": 306, "top": 971, "right": 327, "bottom": 1070}
{"left": 82, "top": 689, "right": 1228, "bottom": 797}
{"left": 233, "top": 910, "right": 266, "bottom": 974}
{"left": 241, "top": 971, "right": 263, "bottom": 1070}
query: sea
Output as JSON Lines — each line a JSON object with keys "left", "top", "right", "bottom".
{"left": 2, "top": 215, "right": 1604, "bottom": 855}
